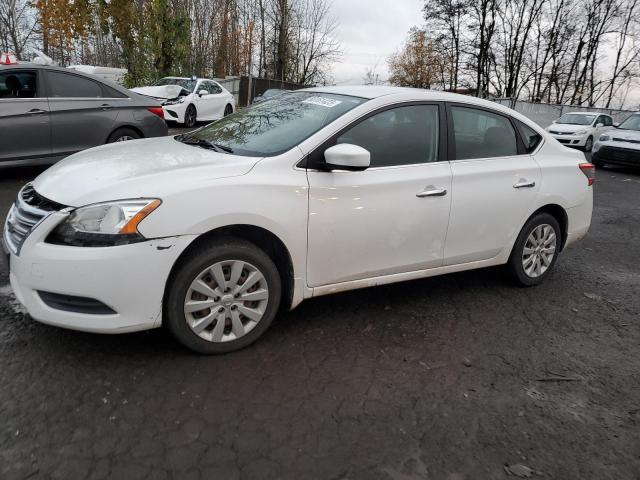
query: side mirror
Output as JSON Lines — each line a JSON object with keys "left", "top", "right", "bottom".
{"left": 324, "top": 143, "right": 370, "bottom": 171}
{"left": 198, "top": 89, "right": 208, "bottom": 97}
{"left": 613, "top": 122, "right": 620, "bottom": 128}
{"left": 551, "top": 119, "right": 557, "bottom": 123}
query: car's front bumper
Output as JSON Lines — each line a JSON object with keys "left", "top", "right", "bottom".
{"left": 5, "top": 212, "right": 196, "bottom": 334}
{"left": 162, "top": 102, "right": 187, "bottom": 123}
{"left": 548, "top": 132, "right": 589, "bottom": 147}
{"left": 592, "top": 142, "right": 640, "bottom": 167}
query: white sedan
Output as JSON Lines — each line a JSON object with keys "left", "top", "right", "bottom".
{"left": 132, "top": 77, "right": 235, "bottom": 128}
{"left": 545, "top": 112, "right": 614, "bottom": 151}
{"left": 3, "top": 86, "right": 594, "bottom": 354}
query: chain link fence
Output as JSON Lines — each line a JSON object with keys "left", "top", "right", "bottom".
{"left": 493, "top": 98, "right": 636, "bottom": 128}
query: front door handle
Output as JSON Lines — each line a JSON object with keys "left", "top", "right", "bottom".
{"left": 26, "top": 108, "right": 47, "bottom": 115}
{"left": 416, "top": 187, "right": 447, "bottom": 198}
{"left": 100, "top": 104, "right": 113, "bottom": 110}
{"left": 513, "top": 180, "right": 536, "bottom": 189}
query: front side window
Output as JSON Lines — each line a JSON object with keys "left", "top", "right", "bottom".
{"left": 336, "top": 105, "right": 440, "bottom": 167}
{"left": 0, "top": 71, "right": 38, "bottom": 99}
{"left": 604, "top": 116, "right": 613, "bottom": 126}
{"left": 209, "top": 82, "right": 222, "bottom": 94}
{"left": 181, "top": 91, "right": 366, "bottom": 157}
{"left": 451, "top": 106, "right": 518, "bottom": 160}
{"left": 47, "top": 71, "right": 103, "bottom": 98}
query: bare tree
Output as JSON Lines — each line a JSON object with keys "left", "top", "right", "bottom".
{"left": 0, "top": 0, "right": 37, "bottom": 59}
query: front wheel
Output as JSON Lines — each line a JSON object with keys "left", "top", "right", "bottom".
{"left": 583, "top": 136, "right": 593, "bottom": 152}
{"left": 224, "top": 104, "right": 233, "bottom": 116}
{"left": 184, "top": 104, "right": 197, "bottom": 128}
{"left": 507, "top": 213, "right": 561, "bottom": 286}
{"left": 164, "top": 238, "right": 282, "bottom": 354}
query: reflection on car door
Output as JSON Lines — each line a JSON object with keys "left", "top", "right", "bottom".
{"left": 0, "top": 69, "right": 51, "bottom": 163}
{"left": 44, "top": 70, "right": 118, "bottom": 156}
{"left": 444, "top": 104, "right": 541, "bottom": 265}
{"left": 306, "top": 103, "right": 452, "bottom": 287}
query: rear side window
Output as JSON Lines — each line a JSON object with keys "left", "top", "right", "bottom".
{"left": 47, "top": 71, "right": 103, "bottom": 98}
{"left": 336, "top": 105, "right": 440, "bottom": 166}
{"left": 516, "top": 120, "right": 542, "bottom": 153}
{"left": 102, "top": 84, "right": 128, "bottom": 98}
{"left": 0, "top": 71, "right": 38, "bottom": 99}
{"left": 451, "top": 106, "right": 518, "bottom": 160}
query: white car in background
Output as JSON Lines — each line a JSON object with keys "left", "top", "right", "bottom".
{"left": 546, "top": 112, "right": 614, "bottom": 152}
{"left": 132, "top": 77, "right": 235, "bottom": 128}
{"left": 3, "top": 87, "right": 594, "bottom": 354}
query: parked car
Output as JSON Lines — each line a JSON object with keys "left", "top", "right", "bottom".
{"left": 0, "top": 60, "right": 167, "bottom": 168}
{"left": 131, "top": 77, "right": 235, "bottom": 128}
{"left": 592, "top": 112, "right": 640, "bottom": 168}
{"left": 545, "top": 112, "right": 613, "bottom": 151}
{"left": 3, "top": 86, "right": 594, "bottom": 354}
{"left": 252, "top": 88, "right": 290, "bottom": 104}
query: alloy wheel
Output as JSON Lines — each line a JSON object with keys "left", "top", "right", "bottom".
{"left": 115, "top": 135, "right": 135, "bottom": 142}
{"left": 521, "top": 224, "right": 557, "bottom": 278}
{"left": 183, "top": 260, "right": 269, "bottom": 343}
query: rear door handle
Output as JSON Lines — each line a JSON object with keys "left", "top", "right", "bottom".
{"left": 100, "top": 104, "right": 113, "bottom": 110}
{"left": 416, "top": 187, "right": 447, "bottom": 197}
{"left": 26, "top": 108, "right": 47, "bottom": 115}
{"left": 513, "top": 180, "right": 536, "bottom": 189}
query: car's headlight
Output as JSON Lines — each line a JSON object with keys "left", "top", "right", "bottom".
{"left": 574, "top": 129, "right": 588, "bottom": 135}
{"left": 48, "top": 199, "right": 161, "bottom": 247}
{"left": 599, "top": 134, "right": 611, "bottom": 142}
{"left": 163, "top": 97, "right": 185, "bottom": 106}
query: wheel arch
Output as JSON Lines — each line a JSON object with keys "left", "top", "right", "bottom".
{"left": 105, "top": 125, "right": 144, "bottom": 143}
{"left": 526, "top": 204, "right": 569, "bottom": 251}
{"left": 165, "top": 224, "right": 295, "bottom": 311}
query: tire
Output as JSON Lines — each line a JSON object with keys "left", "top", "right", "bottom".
{"left": 107, "top": 127, "right": 141, "bottom": 143}
{"left": 507, "top": 213, "right": 561, "bottom": 287}
{"left": 224, "top": 104, "right": 233, "bottom": 116}
{"left": 164, "top": 238, "right": 282, "bottom": 354}
{"left": 583, "top": 136, "right": 593, "bottom": 152}
{"left": 184, "top": 104, "right": 197, "bottom": 128}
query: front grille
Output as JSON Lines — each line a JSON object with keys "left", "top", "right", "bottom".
{"left": 3, "top": 185, "right": 65, "bottom": 256}
{"left": 557, "top": 139, "right": 571, "bottom": 144}
{"left": 596, "top": 146, "right": 640, "bottom": 166}
{"left": 550, "top": 130, "right": 572, "bottom": 135}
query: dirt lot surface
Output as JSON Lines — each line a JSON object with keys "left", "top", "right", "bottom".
{"left": 1, "top": 153, "right": 639, "bottom": 479}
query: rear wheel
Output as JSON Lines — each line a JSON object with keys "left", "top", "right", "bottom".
{"left": 507, "top": 213, "right": 561, "bottom": 286}
{"left": 164, "top": 238, "right": 281, "bottom": 354}
{"left": 224, "top": 104, "right": 233, "bottom": 116}
{"left": 184, "top": 104, "right": 197, "bottom": 128}
{"left": 107, "top": 127, "right": 141, "bottom": 143}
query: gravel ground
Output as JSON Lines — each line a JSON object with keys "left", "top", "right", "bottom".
{"left": 0, "top": 153, "right": 639, "bottom": 480}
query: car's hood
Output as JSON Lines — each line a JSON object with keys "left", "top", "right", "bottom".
{"left": 130, "top": 85, "right": 187, "bottom": 99}
{"left": 548, "top": 123, "right": 592, "bottom": 133}
{"left": 607, "top": 128, "right": 640, "bottom": 142}
{"left": 33, "top": 137, "right": 261, "bottom": 207}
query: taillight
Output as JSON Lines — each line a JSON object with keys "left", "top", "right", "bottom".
{"left": 579, "top": 163, "right": 595, "bottom": 186}
{"left": 147, "top": 107, "right": 164, "bottom": 119}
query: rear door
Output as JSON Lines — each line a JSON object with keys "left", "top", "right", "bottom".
{"left": 0, "top": 68, "right": 51, "bottom": 163}
{"left": 44, "top": 70, "right": 118, "bottom": 156}
{"left": 443, "top": 104, "right": 541, "bottom": 266}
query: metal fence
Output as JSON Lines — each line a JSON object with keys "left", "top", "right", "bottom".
{"left": 215, "top": 76, "right": 308, "bottom": 107}
{"left": 493, "top": 98, "right": 636, "bottom": 128}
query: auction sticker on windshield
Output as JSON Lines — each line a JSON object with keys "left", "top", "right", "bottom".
{"left": 302, "top": 97, "right": 342, "bottom": 108}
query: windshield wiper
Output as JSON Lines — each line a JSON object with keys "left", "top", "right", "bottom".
{"left": 175, "top": 135, "right": 233, "bottom": 154}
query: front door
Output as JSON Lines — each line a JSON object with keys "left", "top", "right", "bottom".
{"left": 306, "top": 103, "right": 452, "bottom": 287}
{"left": 444, "top": 105, "right": 541, "bottom": 265}
{"left": 0, "top": 69, "right": 51, "bottom": 163}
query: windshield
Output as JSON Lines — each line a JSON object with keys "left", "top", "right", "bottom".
{"left": 617, "top": 114, "right": 640, "bottom": 131}
{"left": 154, "top": 77, "right": 196, "bottom": 92}
{"left": 182, "top": 91, "right": 367, "bottom": 156}
{"left": 557, "top": 114, "right": 595, "bottom": 126}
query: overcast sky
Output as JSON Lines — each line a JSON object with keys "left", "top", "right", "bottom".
{"left": 330, "top": 0, "right": 424, "bottom": 85}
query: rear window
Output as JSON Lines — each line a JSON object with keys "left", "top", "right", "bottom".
{"left": 516, "top": 120, "right": 542, "bottom": 153}
{"left": 47, "top": 71, "right": 103, "bottom": 98}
